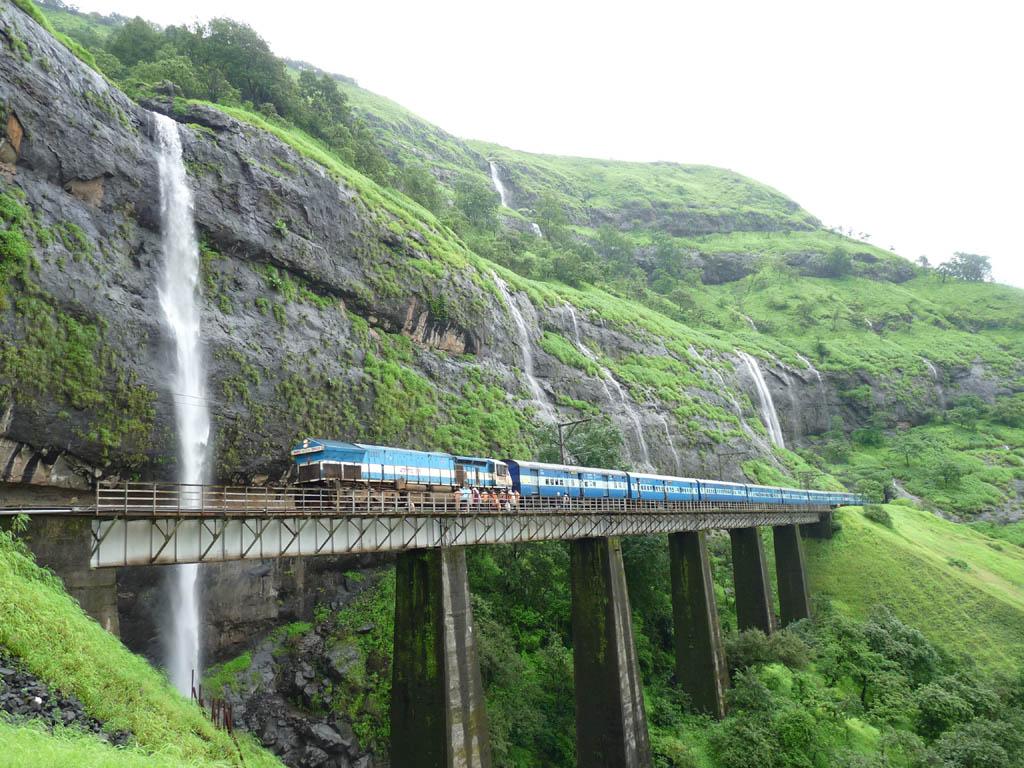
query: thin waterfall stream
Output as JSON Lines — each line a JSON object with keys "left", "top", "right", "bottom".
{"left": 488, "top": 160, "right": 543, "bottom": 237}
{"left": 154, "top": 112, "right": 210, "bottom": 696}
{"left": 493, "top": 274, "right": 557, "bottom": 422}
{"left": 566, "top": 306, "right": 653, "bottom": 469}
{"left": 736, "top": 350, "right": 785, "bottom": 449}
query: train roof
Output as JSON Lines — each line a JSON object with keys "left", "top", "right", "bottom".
{"left": 291, "top": 438, "right": 452, "bottom": 459}
{"left": 506, "top": 459, "right": 629, "bottom": 476}
{"left": 626, "top": 472, "right": 700, "bottom": 483}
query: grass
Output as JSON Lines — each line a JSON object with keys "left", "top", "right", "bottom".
{"left": 0, "top": 530, "right": 282, "bottom": 767}
{"left": 11, "top": 0, "right": 99, "bottom": 70}
{"left": 0, "top": 720, "right": 240, "bottom": 768}
{"left": 804, "top": 504, "right": 1024, "bottom": 672}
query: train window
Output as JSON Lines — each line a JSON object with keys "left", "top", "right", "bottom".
{"left": 497, "top": 465, "right": 508, "bottom": 477}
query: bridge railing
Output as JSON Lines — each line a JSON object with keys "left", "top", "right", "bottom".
{"left": 93, "top": 483, "right": 831, "bottom": 519}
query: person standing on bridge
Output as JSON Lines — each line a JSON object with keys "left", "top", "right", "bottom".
{"left": 452, "top": 485, "right": 462, "bottom": 511}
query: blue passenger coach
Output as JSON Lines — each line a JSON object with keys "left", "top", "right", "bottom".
{"left": 746, "top": 484, "right": 784, "bottom": 504}
{"left": 627, "top": 473, "right": 700, "bottom": 502}
{"left": 697, "top": 480, "right": 749, "bottom": 503}
{"left": 506, "top": 460, "right": 628, "bottom": 499}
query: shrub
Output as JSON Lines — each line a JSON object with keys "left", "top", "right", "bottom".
{"left": 724, "top": 629, "right": 811, "bottom": 674}
{"left": 863, "top": 505, "right": 893, "bottom": 528}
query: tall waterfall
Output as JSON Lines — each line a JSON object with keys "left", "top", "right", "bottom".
{"left": 488, "top": 161, "right": 511, "bottom": 207}
{"left": 154, "top": 113, "right": 210, "bottom": 696}
{"left": 736, "top": 351, "right": 785, "bottom": 449}
{"left": 566, "top": 307, "right": 652, "bottom": 469}
{"left": 493, "top": 274, "right": 556, "bottom": 422}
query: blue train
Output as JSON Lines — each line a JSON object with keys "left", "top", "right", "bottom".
{"left": 291, "top": 438, "right": 863, "bottom": 507}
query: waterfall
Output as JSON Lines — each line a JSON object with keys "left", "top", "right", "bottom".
{"left": 689, "top": 345, "right": 757, "bottom": 438}
{"left": 736, "top": 351, "right": 785, "bottom": 449}
{"left": 795, "top": 352, "right": 829, "bottom": 429}
{"left": 566, "top": 306, "right": 652, "bottom": 469}
{"left": 795, "top": 353, "right": 823, "bottom": 384}
{"left": 489, "top": 160, "right": 545, "bottom": 238}
{"left": 659, "top": 414, "right": 682, "bottom": 473}
{"left": 741, "top": 314, "right": 758, "bottom": 332}
{"left": 922, "top": 357, "right": 946, "bottom": 408}
{"left": 488, "top": 161, "right": 511, "bottom": 208}
{"left": 493, "top": 274, "right": 556, "bottom": 422}
{"left": 154, "top": 112, "right": 210, "bottom": 696}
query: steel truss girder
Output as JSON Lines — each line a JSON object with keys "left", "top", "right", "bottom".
{"left": 90, "top": 508, "right": 823, "bottom": 568}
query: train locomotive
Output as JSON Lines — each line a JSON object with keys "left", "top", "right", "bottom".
{"left": 291, "top": 438, "right": 864, "bottom": 508}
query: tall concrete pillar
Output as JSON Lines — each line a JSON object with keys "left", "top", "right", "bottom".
{"left": 570, "top": 537, "right": 652, "bottom": 768}
{"left": 24, "top": 516, "right": 120, "bottom": 635}
{"left": 772, "top": 524, "right": 811, "bottom": 626}
{"left": 728, "top": 527, "right": 776, "bottom": 634}
{"left": 668, "top": 531, "right": 729, "bottom": 718}
{"left": 390, "top": 547, "right": 491, "bottom": 768}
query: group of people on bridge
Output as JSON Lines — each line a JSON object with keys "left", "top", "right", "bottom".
{"left": 453, "top": 486, "right": 522, "bottom": 511}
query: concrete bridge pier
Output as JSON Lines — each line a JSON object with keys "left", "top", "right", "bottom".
{"left": 570, "top": 537, "right": 652, "bottom": 768}
{"left": 728, "top": 527, "right": 777, "bottom": 634}
{"left": 390, "top": 547, "right": 491, "bottom": 768}
{"left": 668, "top": 531, "right": 729, "bottom": 718}
{"left": 772, "top": 524, "right": 811, "bottom": 626}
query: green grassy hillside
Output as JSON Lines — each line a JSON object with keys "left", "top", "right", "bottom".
{"left": 0, "top": 528, "right": 281, "bottom": 767}
{"left": 806, "top": 503, "right": 1024, "bottom": 672}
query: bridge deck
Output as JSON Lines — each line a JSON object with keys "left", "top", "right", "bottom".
{"left": 21, "top": 483, "right": 832, "bottom": 568}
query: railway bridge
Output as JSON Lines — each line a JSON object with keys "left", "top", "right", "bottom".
{"left": 5, "top": 483, "right": 835, "bottom": 768}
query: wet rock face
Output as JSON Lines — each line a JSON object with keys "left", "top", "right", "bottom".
{"left": 0, "top": 651, "right": 130, "bottom": 745}
{"left": 117, "top": 553, "right": 389, "bottom": 667}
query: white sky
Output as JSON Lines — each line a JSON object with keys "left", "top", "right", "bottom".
{"left": 74, "top": 0, "right": 1023, "bottom": 287}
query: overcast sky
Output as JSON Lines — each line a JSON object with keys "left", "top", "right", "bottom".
{"left": 75, "top": 0, "right": 1022, "bottom": 287}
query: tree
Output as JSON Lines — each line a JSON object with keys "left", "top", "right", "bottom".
{"left": 991, "top": 394, "right": 1024, "bottom": 428}
{"left": 822, "top": 247, "right": 852, "bottom": 277}
{"left": 935, "top": 458, "right": 967, "bottom": 488}
{"left": 454, "top": 174, "right": 499, "bottom": 230}
{"left": 917, "top": 255, "right": 930, "bottom": 268}
{"left": 947, "top": 395, "right": 987, "bottom": 430}
{"left": 397, "top": 163, "right": 444, "bottom": 215}
{"left": 534, "top": 416, "right": 623, "bottom": 468}
{"left": 939, "top": 252, "right": 992, "bottom": 282}
{"left": 889, "top": 430, "right": 934, "bottom": 468}
{"left": 106, "top": 17, "right": 162, "bottom": 67}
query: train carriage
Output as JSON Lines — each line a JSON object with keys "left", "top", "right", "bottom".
{"left": 627, "top": 473, "right": 700, "bottom": 502}
{"left": 780, "top": 487, "right": 812, "bottom": 505}
{"left": 697, "top": 480, "right": 749, "bottom": 503}
{"left": 746, "top": 484, "right": 784, "bottom": 504}
{"left": 506, "top": 460, "right": 628, "bottom": 499}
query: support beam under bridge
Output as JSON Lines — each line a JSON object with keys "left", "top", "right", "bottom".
{"left": 571, "top": 537, "right": 652, "bottom": 768}
{"left": 391, "top": 547, "right": 491, "bottom": 768}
